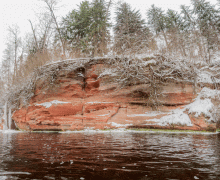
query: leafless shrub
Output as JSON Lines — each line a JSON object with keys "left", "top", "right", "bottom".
{"left": 3, "top": 51, "right": 220, "bottom": 112}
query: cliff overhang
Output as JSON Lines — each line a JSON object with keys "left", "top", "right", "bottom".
{"left": 1, "top": 56, "right": 220, "bottom": 132}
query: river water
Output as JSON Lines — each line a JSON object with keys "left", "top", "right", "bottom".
{"left": 0, "top": 130, "right": 220, "bottom": 180}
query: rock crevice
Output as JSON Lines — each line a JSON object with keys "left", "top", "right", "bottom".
{"left": 9, "top": 62, "right": 219, "bottom": 132}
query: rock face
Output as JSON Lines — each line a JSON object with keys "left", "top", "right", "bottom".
{"left": 10, "top": 62, "right": 218, "bottom": 132}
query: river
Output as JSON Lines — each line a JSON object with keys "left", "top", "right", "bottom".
{"left": 0, "top": 130, "right": 220, "bottom": 180}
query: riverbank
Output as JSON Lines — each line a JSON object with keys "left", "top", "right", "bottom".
{"left": 1, "top": 56, "right": 220, "bottom": 132}
{"left": 1, "top": 128, "right": 219, "bottom": 135}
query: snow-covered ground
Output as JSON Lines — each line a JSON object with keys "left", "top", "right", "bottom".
{"left": 145, "top": 109, "right": 193, "bottom": 127}
{"left": 186, "top": 87, "right": 220, "bottom": 122}
{"left": 108, "top": 122, "right": 133, "bottom": 128}
{"left": 144, "top": 87, "right": 220, "bottom": 127}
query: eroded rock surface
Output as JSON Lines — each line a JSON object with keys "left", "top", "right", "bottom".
{"left": 10, "top": 63, "right": 219, "bottom": 132}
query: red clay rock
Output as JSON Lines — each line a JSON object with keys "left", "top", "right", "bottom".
{"left": 8, "top": 63, "right": 216, "bottom": 132}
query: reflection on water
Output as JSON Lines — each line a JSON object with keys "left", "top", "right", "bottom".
{"left": 0, "top": 130, "right": 220, "bottom": 180}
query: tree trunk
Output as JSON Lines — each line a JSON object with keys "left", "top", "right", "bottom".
{"left": 162, "top": 30, "right": 169, "bottom": 49}
{"left": 3, "top": 101, "right": 8, "bottom": 130}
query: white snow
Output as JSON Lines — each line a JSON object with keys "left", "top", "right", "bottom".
{"left": 0, "top": 130, "right": 22, "bottom": 133}
{"left": 134, "top": 53, "right": 155, "bottom": 59}
{"left": 98, "top": 68, "right": 117, "bottom": 78}
{"left": 98, "top": 114, "right": 110, "bottom": 116}
{"left": 197, "top": 69, "right": 220, "bottom": 84}
{"left": 108, "top": 122, "right": 133, "bottom": 127}
{"left": 77, "top": 72, "right": 84, "bottom": 77}
{"left": 35, "top": 100, "right": 70, "bottom": 108}
{"left": 127, "top": 112, "right": 167, "bottom": 117}
{"left": 146, "top": 109, "right": 193, "bottom": 127}
{"left": 198, "top": 87, "right": 220, "bottom": 98}
{"left": 197, "top": 72, "right": 213, "bottom": 83}
{"left": 184, "top": 87, "right": 220, "bottom": 121}
{"left": 145, "top": 87, "right": 220, "bottom": 125}
{"left": 86, "top": 102, "right": 113, "bottom": 104}
{"left": 185, "top": 98, "right": 213, "bottom": 118}
{"left": 155, "top": 36, "right": 167, "bottom": 49}
{"left": 143, "top": 60, "right": 157, "bottom": 66}
{"left": 127, "top": 114, "right": 150, "bottom": 117}
{"left": 211, "top": 51, "right": 220, "bottom": 64}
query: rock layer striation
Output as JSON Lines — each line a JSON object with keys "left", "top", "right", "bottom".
{"left": 9, "top": 61, "right": 218, "bottom": 131}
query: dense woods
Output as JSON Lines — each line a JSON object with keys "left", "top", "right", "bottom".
{"left": 0, "top": 0, "right": 220, "bottom": 103}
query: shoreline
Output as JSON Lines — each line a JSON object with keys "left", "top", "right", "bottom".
{"left": 1, "top": 128, "right": 219, "bottom": 134}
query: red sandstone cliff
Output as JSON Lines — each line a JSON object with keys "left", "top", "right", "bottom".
{"left": 8, "top": 59, "right": 218, "bottom": 132}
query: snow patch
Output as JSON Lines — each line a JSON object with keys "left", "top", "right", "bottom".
{"left": 155, "top": 36, "right": 167, "bottom": 49}
{"left": 184, "top": 87, "right": 220, "bottom": 121}
{"left": 86, "top": 102, "right": 113, "bottom": 104}
{"left": 197, "top": 72, "right": 213, "bottom": 83}
{"left": 98, "top": 114, "right": 110, "bottom": 116}
{"left": 146, "top": 109, "right": 193, "bottom": 127}
{"left": 211, "top": 51, "right": 220, "bottom": 64}
{"left": 127, "top": 114, "right": 150, "bottom": 117}
{"left": 127, "top": 112, "right": 166, "bottom": 117}
{"left": 109, "top": 122, "right": 133, "bottom": 127}
{"left": 134, "top": 53, "right": 155, "bottom": 59}
{"left": 197, "top": 69, "right": 220, "bottom": 84}
{"left": 143, "top": 60, "right": 157, "bottom": 66}
{"left": 185, "top": 98, "right": 213, "bottom": 118}
{"left": 98, "top": 68, "right": 117, "bottom": 78}
{"left": 198, "top": 87, "right": 220, "bottom": 98}
{"left": 77, "top": 72, "right": 84, "bottom": 77}
{"left": 146, "top": 87, "right": 220, "bottom": 125}
{"left": 35, "top": 100, "right": 70, "bottom": 108}
{"left": 1, "top": 130, "right": 22, "bottom": 133}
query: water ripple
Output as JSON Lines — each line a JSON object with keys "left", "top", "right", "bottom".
{"left": 0, "top": 131, "right": 219, "bottom": 179}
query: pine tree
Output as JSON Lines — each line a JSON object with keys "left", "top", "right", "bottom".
{"left": 114, "top": 2, "right": 152, "bottom": 54}
{"left": 90, "top": 0, "right": 111, "bottom": 56}
{"left": 61, "top": 0, "right": 110, "bottom": 57}
{"left": 180, "top": 5, "right": 195, "bottom": 33}
{"left": 192, "top": 0, "right": 220, "bottom": 62}
{"left": 147, "top": 5, "right": 168, "bottom": 48}
{"left": 165, "top": 9, "right": 187, "bottom": 56}
{"left": 62, "top": 1, "right": 91, "bottom": 56}
{"left": 179, "top": 5, "right": 201, "bottom": 59}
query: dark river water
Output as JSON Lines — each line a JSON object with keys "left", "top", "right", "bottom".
{"left": 0, "top": 130, "right": 220, "bottom": 180}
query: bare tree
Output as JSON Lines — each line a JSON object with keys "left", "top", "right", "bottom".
{"left": 1, "top": 43, "right": 13, "bottom": 86}
{"left": 8, "top": 24, "right": 21, "bottom": 83}
{"left": 28, "top": 20, "right": 39, "bottom": 51}
{"left": 41, "top": 0, "right": 66, "bottom": 58}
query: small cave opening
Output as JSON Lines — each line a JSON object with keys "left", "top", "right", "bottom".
{"left": 76, "top": 67, "right": 86, "bottom": 90}
{"left": 132, "top": 90, "right": 150, "bottom": 99}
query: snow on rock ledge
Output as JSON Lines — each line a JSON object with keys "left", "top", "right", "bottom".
{"left": 146, "top": 109, "right": 193, "bottom": 127}
{"left": 35, "top": 100, "right": 70, "bottom": 108}
{"left": 185, "top": 98, "right": 213, "bottom": 119}
{"left": 185, "top": 87, "right": 220, "bottom": 122}
{"left": 8, "top": 62, "right": 220, "bottom": 132}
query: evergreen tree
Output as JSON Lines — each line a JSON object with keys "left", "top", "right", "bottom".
{"left": 114, "top": 2, "right": 152, "bottom": 54}
{"left": 165, "top": 9, "right": 182, "bottom": 32}
{"left": 165, "top": 9, "right": 187, "bottom": 56}
{"left": 180, "top": 5, "right": 195, "bottom": 33}
{"left": 61, "top": 0, "right": 110, "bottom": 57}
{"left": 147, "top": 5, "right": 168, "bottom": 47}
{"left": 179, "top": 5, "right": 201, "bottom": 59}
{"left": 90, "top": 0, "right": 111, "bottom": 56}
{"left": 62, "top": 1, "right": 91, "bottom": 56}
{"left": 192, "top": 0, "right": 220, "bottom": 62}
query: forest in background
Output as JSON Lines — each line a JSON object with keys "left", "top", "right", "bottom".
{"left": 1, "top": 0, "right": 220, "bottom": 103}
